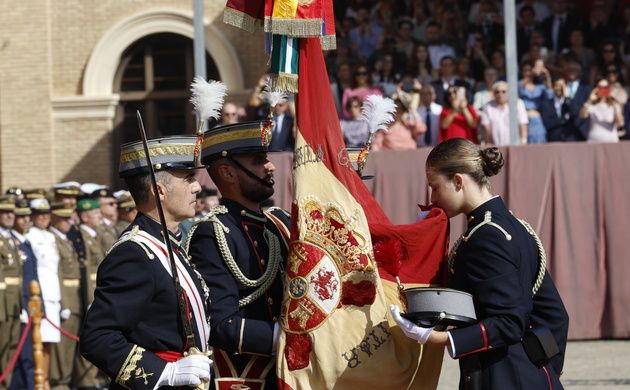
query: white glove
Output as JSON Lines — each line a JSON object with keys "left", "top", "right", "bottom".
{"left": 157, "top": 354, "right": 212, "bottom": 387}
{"left": 19, "top": 309, "right": 29, "bottom": 324}
{"left": 60, "top": 308, "right": 71, "bottom": 321}
{"left": 390, "top": 304, "right": 434, "bottom": 344}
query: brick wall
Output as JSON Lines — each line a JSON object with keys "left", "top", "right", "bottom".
{"left": 0, "top": 0, "right": 267, "bottom": 190}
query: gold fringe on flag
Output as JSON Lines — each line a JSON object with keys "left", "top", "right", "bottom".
{"left": 223, "top": 7, "right": 262, "bottom": 33}
{"left": 264, "top": 17, "right": 323, "bottom": 37}
{"left": 320, "top": 34, "right": 337, "bottom": 51}
{"left": 270, "top": 73, "right": 299, "bottom": 94}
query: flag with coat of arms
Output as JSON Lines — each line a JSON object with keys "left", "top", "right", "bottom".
{"left": 275, "top": 36, "right": 450, "bottom": 389}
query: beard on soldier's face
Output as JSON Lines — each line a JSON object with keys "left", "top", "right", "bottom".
{"left": 241, "top": 173, "right": 275, "bottom": 204}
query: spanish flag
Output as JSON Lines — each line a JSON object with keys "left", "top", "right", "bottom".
{"left": 276, "top": 37, "right": 449, "bottom": 389}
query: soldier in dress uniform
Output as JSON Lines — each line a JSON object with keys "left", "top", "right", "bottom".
{"left": 392, "top": 138, "right": 569, "bottom": 389}
{"left": 48, "top": 203, "right": 82, "bottom": 390}
{"left": 9, "top": 199, "right": 38, "bottom": 390}
{"left": 80, "top": 135, "right": 212, "bottom": 390}
{"left": 0, "top": 195, "right": 23, "bottom": 390}
{"left": 26, "top": 197, "right": 61, "bottom": 389}
{"left": 76, "top": 198, "right": 106, "bottom": 305}
{"left": 52, "top": 181, "right": 81, "bottom": 208}
{"left": 90, "top": 187, "right": 119, "bottom": 251}
{"left": 52, "top": 181, "right": 82, "bottom": 226}
{"left": 71, "top": 199, "right": 107, "bottom": 390}
{"left": 113, "top": 191, "right": 137, "bottom": 236}
{"left": 186, "top": 120, "right": 290, "bottom": 390}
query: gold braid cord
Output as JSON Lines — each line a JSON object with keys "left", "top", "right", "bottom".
{"left": 517, "top": 218, "right": 547, "bottom": 296}
{"left": 447, "top": 212, "right": 547, "bottom": 296}
{"left": 184, "top": 206, "right": 282, "bottom": 308}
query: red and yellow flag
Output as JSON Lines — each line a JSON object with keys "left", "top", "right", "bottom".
{"left": 276, "top": 37, "right": 449, "bottom": 389}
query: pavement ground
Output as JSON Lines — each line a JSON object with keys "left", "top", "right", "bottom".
{"left": 437, "top": 340, "right": 630, "bottom": 389}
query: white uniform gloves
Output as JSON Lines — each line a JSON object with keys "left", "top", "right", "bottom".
{"left": 390, "top": 304, "right": 434, "bottom": 344}
{"left": 19, "top": 309, "right": 29, "bottom": 324}
{"left": 156, "top": 354, "right": 213, "bottom": 388}
{"left": 60, "top": 308, "right": 71, "bottom": 321}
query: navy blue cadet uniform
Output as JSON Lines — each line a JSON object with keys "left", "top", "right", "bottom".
{"left": 448, "top": 197, "right": 569, "bottom": 390}
{"left": 80, "top": 214, "right": 209, "bottom": 390}
{"left": 9, "top": 230, "right": 38, "bottom": 390}
{"left": 186, "top": 199, "right": 289, "bottom": 389}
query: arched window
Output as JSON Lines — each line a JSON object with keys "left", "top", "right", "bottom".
{"left": 113, "top": 33, "right": 220, "bottom": 145}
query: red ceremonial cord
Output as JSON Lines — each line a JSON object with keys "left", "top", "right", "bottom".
{"left": 43, "top": 315, "right": 80, "bottom": 342}
{"left": 0, "top": 316, "right": 33, "bottom": 383}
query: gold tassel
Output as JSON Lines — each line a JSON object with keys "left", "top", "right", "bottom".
{"left": 270, "top": 73, "right": 299, "bottom": 94}
{"left": 320, "top": 35, "right": 337, "bottom": 51}
{"left": 264, "top": 17, "right": 323, "bottom": 37}
{"left": 223, "top": 8, "right": 262, "bottom": 34}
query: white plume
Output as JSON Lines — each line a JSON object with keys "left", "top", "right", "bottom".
{"left": 360, "top": 95, "right": 396, "bottom": 134}
{"left": 189, "top": 76, "right": 227, "bottom": 121}
{"left": 262, "top": 87, "right": 288, "bottom": 108}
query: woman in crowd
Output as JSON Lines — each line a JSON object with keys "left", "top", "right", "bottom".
{"left": 341, "top": 64, "right": 383, "bottom": 119}
{"left": 340, "top": 96, "right": 369, "bottom": 148}
{"left": 407, "top": 42, "right": 435, "bottom": 86}
{"left": 372, "top": 89, "right": 426, "bottom": 151}
{"left": 372, "top": 53, "right": 401, "bottom": 97}
{"left": 518, "top": 60, "right": 552, "bottom": 143}
{"left": 439, "top": 85, "right": 479, "bottom": 143}
{"left": 580, "top": 79, "right": 623, "bottom": 143}
{"left": 391, "top": 138, "right": 569, "bottom": 389}
{"left": 589, "top": 40, "right": 627, "bottom": 86}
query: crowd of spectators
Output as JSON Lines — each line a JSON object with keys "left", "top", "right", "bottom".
{"left": 321, "top": 0, "right": 630, "bottom": 149}
{"left": 215, "top": 0, "right": 630, "bottom": 151}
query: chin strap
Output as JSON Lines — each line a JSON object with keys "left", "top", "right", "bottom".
{"left": 227, "top": 156, "right": 274, "bottom": 188}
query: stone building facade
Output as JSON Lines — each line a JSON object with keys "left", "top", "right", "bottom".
{"left": 0, "top": 0, "right": 267, "bottom": 189}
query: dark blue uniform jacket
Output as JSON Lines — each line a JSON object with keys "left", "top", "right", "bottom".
{"left": 449, "top": 197, "right": 569, "bottom": 390}
{"left": 188, "top": 199, "right": 289, "bottom": 389}
{"left": 80, "top": 213, "right": 208, "bottom": 390}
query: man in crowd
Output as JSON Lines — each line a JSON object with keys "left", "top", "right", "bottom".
{"left": 480, "top": 81, "right": 529, "bottom": 145}
{"left": 81, "top": 135, "right": 212, "bottom": 390}
{"left": 114, "top": 191, "right": 137, "bottom": 236}
{"left": 187, "top": 120, "right": 290, "bottom": 389}
{"left": 9, "top": 199, "right": 38, "bottom": 390}
{"left": 0, "top": 196, "right": 23, "bottom": 389}
{"left": 26, "top": 198, "right": 60, "bottom": 389}
{"left": 48, "top": 203, "right": 82, "bottom": 390}
{"left": 417, "top": 84, "right": 442, "bottom": 148}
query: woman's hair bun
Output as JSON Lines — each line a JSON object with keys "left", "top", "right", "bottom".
{"left": 479, "top": 147, "right": 504, "bottom": 177}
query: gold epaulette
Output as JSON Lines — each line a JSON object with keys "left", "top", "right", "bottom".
{"left": 106, "top": 225, "right": 154, "bottom": 260}
{"left": 181, "top": 205, "right": 229, "bottom": 253}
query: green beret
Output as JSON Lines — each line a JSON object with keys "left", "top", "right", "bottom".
{"left": 77, "top": 198, "right": 100, "bottom": 212}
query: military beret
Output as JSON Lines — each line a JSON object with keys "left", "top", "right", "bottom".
{"left": 119, "top": 135, "right": 205, "bottom": 178}
{"left": 200, "top": 120, "right": 273, "bottom": 164}
{"left": 77, "top": 198, "right": 100, "bottom": 212}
